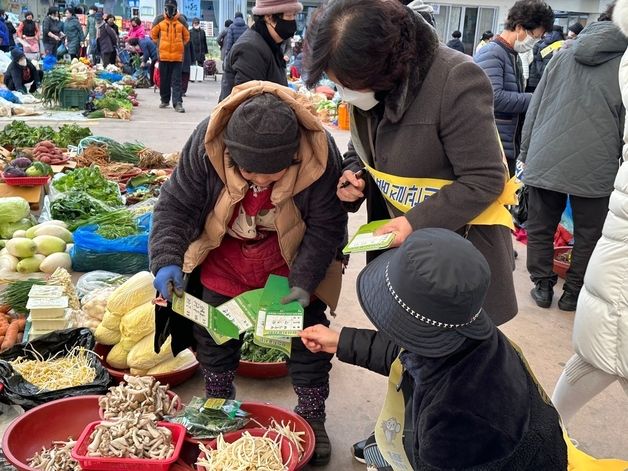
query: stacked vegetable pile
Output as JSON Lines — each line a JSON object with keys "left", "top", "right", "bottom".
{"left": 87, "top": 86, "right": 139, "bottom": 120}
{"left": 3, "top": 157, "right": 53, "bottom": 179}
{"left": 40, "top": 61, "right": 96, "bottom": 108}
{"left": 0, "top": 304, "right": 26, "bottom": 352}
{"left": 0, "top": 121, "right": 92, "bottom": 149}
{"left": 32, "top": 141, "right": 70, "bottom": 166}
{"left": 1, "top": 216, "right": 73, "bottom": 275}
{"left": 94, "top": 272, "right": 197, "bottom": 376}
{"left": 0, "top": 197, "right": 34, "bottom": 241}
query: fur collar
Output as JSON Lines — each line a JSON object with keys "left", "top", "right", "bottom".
{"left": 383, "top": 12, "right": 439, "bottom": 124}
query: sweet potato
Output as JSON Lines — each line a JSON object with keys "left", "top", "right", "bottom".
{"left": 1, "top": 321, "right": 19, "bottom": 350}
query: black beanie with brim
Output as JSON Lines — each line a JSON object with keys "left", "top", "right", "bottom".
{"left": 224, "top": 93, "right": 300, "bottom": 174}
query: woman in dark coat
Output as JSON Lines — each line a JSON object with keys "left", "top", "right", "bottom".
{"left": 63, "top": 8, "right": 85, "bottom": 59}
{"left": 305, "top": 0, "right": 518, "bottom": 326}
{"left": 42, "top": 7, "right": 64, "bottom": 56}
{"left": 190, "top": 17, "right": 207, "bottom": 66}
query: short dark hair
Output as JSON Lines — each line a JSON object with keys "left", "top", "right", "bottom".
{"left": 47, "top": 6, "right": 58, "bottom": 15}
{"left": 127, "top": 37, "right": 139, "bottom": 46}
{"left": 89, "top": 5, "right": 98, "bottom": 12}
{"left": 106, "top": 14, "right": 115, "bottom": 21}
{"left": 24, "top": 11, "right": 33, "bottom": 18}
{"left": 504, "top": 0, "right": 554, "bottom": 32}
{"left": 598, "top": 1, "right": 616, "bottom": 21}
{"left": 0, "top": 9, "right": 5, "bottom": 16}
{"left": 65, "top": 7, "right": 75, "bottom": 15}
{"left": 235, "top": 12, "right": 243, "bottom": 18}
{"left": 481, "top": 30, "right": 494, "bottom": 40}
{"left": 452, "top": 30, "right": 461, "bottom": 38}
{"left": 131, "top": 16, "right": 141, "bottom": 25}
{"left": 192, "top": 17, "right": 200, "bottom": 23}
{"left": 225, "top": 19, "right": 233, "bottom": 27}
{"left": 304, "top": 0, "right": 425, "bottom": 91}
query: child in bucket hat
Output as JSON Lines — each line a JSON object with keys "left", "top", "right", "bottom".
{"left": 301, "top": 228, "right": 567, "bottom": 470}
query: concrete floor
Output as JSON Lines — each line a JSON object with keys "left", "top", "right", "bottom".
{"left": 7, "top": 80, "right": 627, "bottom": 468}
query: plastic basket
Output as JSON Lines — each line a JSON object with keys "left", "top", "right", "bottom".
{"left": 71, "top": 421, "right": 186, "bottom": 470}
{"left": 59, "top": 88, "right": 90, "bottom": 109}
{"left": 1, "top": 173, "right": 51, "bottom": 186}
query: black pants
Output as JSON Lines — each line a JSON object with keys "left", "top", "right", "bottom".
{"left": 102, "top": 51, "right": 116, "bottom": 68}
{"left": 193, "top": 288, "right": 333, "bottom": 387}
{"left": 196, "top": 59, "right": 204, "bottom": 67}
{"left": 526, "top": 186, "right": 609, "bottom": 294}
{"left": 159, "top": 60, "right": 182, "bottom": 106}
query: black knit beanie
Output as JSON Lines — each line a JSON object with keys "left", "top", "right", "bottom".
{"left": 224, "top": 93, "right": 300, "bottom": 174}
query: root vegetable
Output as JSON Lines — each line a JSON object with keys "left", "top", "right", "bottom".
{"left": 33, "top": 235, "right": 67, "bottom": 256}
{"left": 40, "top": 252, "right": 72, "bottom": 274}
{"left": 6, "top": 238, "right": 37, "bottom": 258}
{"left": 1, "top": 321, "right": 20, "bottom": 350}
{"left": 29, "top": 439, "right": 80, "bottom": 471}
{"left": 16, "top": 254, "right": 45, "bottom": 273}
{"left": 99, "top": 375, "right": 178, "bottom": 419}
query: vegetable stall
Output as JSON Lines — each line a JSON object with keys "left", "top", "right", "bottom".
{"left": 0, "top": 121, "right": 306, "bottom": 470}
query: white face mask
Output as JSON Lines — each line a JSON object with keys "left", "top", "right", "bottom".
{"left": 336, "top": 83, "right": 379, "bottom": 111}
{"left": 513, "top": 30, "right": 537, "bottom": 53}
{"left": 18, "top": 58, "right": 27, "bottom": 66}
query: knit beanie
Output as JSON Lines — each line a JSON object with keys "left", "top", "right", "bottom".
{"left": 252, "top": 0, "right": 303, "bottom": 16}
{"left": 224, "top": 94, "right": 300, "bottom": 174}
{"left": 568, "top": 22, "right": 584, "bottom": 35}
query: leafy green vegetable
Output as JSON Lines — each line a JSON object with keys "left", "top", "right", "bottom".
{"left": 68, "top": 209, "right": 140, "bottom": 238}
{"left": 0, "top": 279, "right": 46, "bottom": 314}
{"left": 0, "top": 121, "right": 92, "bottom": 148}
{"left": 52, "top": 166, "right": 122, "bottom": 206}
{"left": 0, "top": 197, "right": 31, "bottom": 224}
{"left": 41, "top": 68, "right": 71, "bottom": 107}
{"left": 107, "top": 141, "right": 144, "bottom": 164}
{"left": 54, "top": 124, "right": 92, "bottom": 148}
{"left": 240, "top": 332, "right": 288, "bottom": 363}
{"left": 50, "top": 191, "right": 117, "bottom": 225}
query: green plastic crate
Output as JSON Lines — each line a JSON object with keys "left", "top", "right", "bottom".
{"left": 59, "top": 88, "right": 89, "bottom": 109}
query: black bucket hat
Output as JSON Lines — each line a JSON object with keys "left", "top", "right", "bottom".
{"left": 357, "top": 228, "right": 495, "bottom": 358}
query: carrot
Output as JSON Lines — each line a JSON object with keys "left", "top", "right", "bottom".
{"left": 0, "top": 304, "right": 10, "bottom": 314}
{"left": 1, "top": 322, "right": 20, "bottom": 351}
{"left": 0, "top": 317, "right": 9, "bottom": 337}
{"left": 16, "top": 333, "right": 23, "bottom": 344}
{"left": 14, "top": 317, "right": 26, "bottom": 332}
{"left": 0, "top": 336, "right": 4, "bottom": 346}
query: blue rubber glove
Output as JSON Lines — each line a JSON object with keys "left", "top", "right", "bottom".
{"left": 281, "top": 286, "right": 310, "bottom": 308}
{"left": 154, "top": 265, "right": 184, "bottom": 301}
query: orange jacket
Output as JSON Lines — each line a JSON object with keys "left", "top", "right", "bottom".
{"left": 150, "top": 13, "right": 190, "bottom": 62}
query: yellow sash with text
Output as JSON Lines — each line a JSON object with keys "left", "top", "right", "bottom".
{"left": 362, "top": 162, "right": 520, "bottom": 230}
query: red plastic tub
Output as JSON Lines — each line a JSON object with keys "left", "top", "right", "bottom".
{"left": 182, "top": 401, "right": 315, "bottom": 470}
{"left": 195, "top": 428, "right": 299, "bottom": 471}
{"left": 553, "top": 246, "right": 572, "bottom": 280}
{"left": 72, "top": 421, "right": 186, "bottom": 470}
{"left": 236, "top": 359, "right": 289, "bottom": 379}
{"left": 1, "top": 174, "right": 51, "bottom": 186}
{"left": 94, "top": 343, "right": 199, "bottom": 387}
{"left": 2, "top": 395, "right": 101, "bottom": 471}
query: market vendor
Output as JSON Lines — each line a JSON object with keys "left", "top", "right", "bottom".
{"left": 4, "top": 48, "right": 42, "bottom": 94}
{"left": 127, "top": 37, "right": 158, "bottom": 86}
{"left": 150, "top": 81, "right": 347, "bottom": 466}
{"left": 300, "top": 228, "right": 568, "bottom": 470}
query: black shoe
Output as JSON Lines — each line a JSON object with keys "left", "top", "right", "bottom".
{"left": 159, "top": 102, "right": 168, "bottom": 108}
{"left": 558, "top": 291, "right": 578, "bottom": 311}
{"left": 306, "top": 419, "right": 331, "bottom": 466}
{"left": 514, "top": 249, "right": 518, "bottom": 259}
{"left": 174, "top": 103, "right": 185, "bottom": 113}
{"left": 530, "top": 281, "right": 553, "bottom": 308}
{"left": 351, "top": 439, "right": 367, "bottom": 464}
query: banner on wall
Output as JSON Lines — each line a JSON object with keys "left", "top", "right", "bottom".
{"left": 182, "top": 0, "right": 201, "bottom": 19}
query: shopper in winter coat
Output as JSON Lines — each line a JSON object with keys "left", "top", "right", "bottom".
{"left": 0, "top": 16, "right": 9, "bottom": 53}
{"left": 63, "top": 8, "right": 85, "bottom": 59}
{"left": 476, "top": 30, "right": 494, "bottom": 52}
{"left": 474, "top": 0, "right": 554, "bottom": 176}
{"left": 86, "top": 5, "right": 98, "bottom": 61}
{"left": 0, "top": 10, "right": 16, "bottom": 50}
{"left": 446, "top": 30, "right": 465, "bottom": 53}
{"left": 16, "top": 12, "right": 39, "bottom": 55}
{"left": 551, "top": 0, "right": 628, "bottom": 426}
{"left": 189, "top": 18, "right": 207, "bottom": 66}
{"left": 217, "top": 19, "right": 232, "bottom": 60}
{"left": 4, "top": 48, "right": 41, "bottom": 93}
{"left": 42, "top": 7, "right": 64, "bottom": 56}
{"left": 181, "top": 41, "right": 192, "bottom": 95}
{"left": 151, "top": 0, "right": 190, "bottom": 112}
{"left": 106, "top": 15, "right": 119, "bottom": 36}
{"left": 527, "top": 25, "right": 565, "bottom": 92}
{"left": 127, "top": 17, "right": 146, "bottom": 40}
{"left": 305, "top": 0, "right": 519, "bottom": 326}
{"left": 219, "top": 0, "right": 300, "bottom": 101}
{"left": 520, "top": 18, "right": 626, "bottom": 312}
{"left": 150, "top": 82, "right": 347, "bottom": 467}
{"left": 127, "top": 37, "right": 158, "bottom": 84}
{"left": 301, "top": 229, "right": 568, "bottom": 471}
{"left": 96, "top": 13, "right": 118, "bottom": 67}
{"left": 223, "top": 12, "right": 248, "bottom": 58}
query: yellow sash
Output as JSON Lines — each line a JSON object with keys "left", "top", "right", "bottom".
{"left": 362, "top": 161, "right": 520, "bottom": 230}
{"left": 541, "top": 40, "right": 565, "bottom": 59}
{"left": 374, "top": 358, "right": 414, "bottom": 471}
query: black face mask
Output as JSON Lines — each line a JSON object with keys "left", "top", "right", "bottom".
{"left": 165, "top": 6, "right": 176, "bottom": 18}
{"left": 274, "top": 18, "right": 297, "bottom": 40}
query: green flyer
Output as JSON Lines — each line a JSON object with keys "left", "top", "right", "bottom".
{"left": 343, "top": 219, "right": 395, "bottom": 254}
{"left": 257, "top": 275, "right": 304, "bottom": 338}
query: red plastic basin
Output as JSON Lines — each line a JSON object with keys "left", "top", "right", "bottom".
{"left": 94, "top": 343, "right": 199, "bottom": 387}
{"left": 182, "top": 401, "right": 314, "bottom": 470}
{"left": 236, "top": 359, "right": 289, "bottom": 379}
{"left": 72, "top": 421, "right": 186, "bottom": 470}
{"left": 553, "top": 246, "right": 572, "bottom": 280}
{"left": 2, "top": 395, "right": 101, "bottom": 471}
{"left": 196, "top": 428, "right": 298, "bottom": 471}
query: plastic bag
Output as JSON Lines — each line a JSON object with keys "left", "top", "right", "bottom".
{"left": 0, "top": 89, "right": 20, "bottom": 104}
{"left": 70, "top": 215, "right": 151, "bottom": 273}
{"left": 0, "top": 328, "right": 111, "bottom": 409}
{"left": 76, "top": 271, "right": 128, "bottom": 299}
{"left": 42, "top": 54, "right": 57, "bottom": 72}
{"left": 166, "top": 397, "right": 250, "bottom": 440}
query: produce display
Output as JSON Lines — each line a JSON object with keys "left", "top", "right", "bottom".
{"left": 9, "top": 346, "right": 97, "bottom": 391}
{"left": 29, "top": 439, "right": 80, "bottom": 471}
{"left": 52, "top": 166, "right": 123, "bottom": 206}
{"left": 0, "top": 122, "right": 91, "bottom": 149}
{"left": 167, "top": 397, "right": 250, "bottom": 439}
{"left": 32, "top": 141, "right": 69, "bottom": 166}
{"left": 0, "top": 279, "right": 45, "bottom": 314}
{"left": 197, "top": 432, "right": 288, "bottom": 471}
{"left": 1, "top": 219, "right": 72, "bottom": 275}
{"left": 86, "top": 415, "right": 175, "bottom": 459}
{"left": 99, "top": 375, "right": 180, "bottom": 419}
{"left": 0, "top": 307, "right": 26, "bottom": 352}
{"left": 2, "top": 157, "right": 53, "bottom": 178}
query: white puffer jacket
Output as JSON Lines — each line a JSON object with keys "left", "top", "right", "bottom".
{"left": 572, "top": 1, "right": 628, "bottom": 378}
